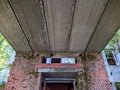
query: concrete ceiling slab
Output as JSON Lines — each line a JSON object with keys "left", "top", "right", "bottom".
{"left": 86, "top": 0, "right": 120, "bottom": 52}
{"left": 0, "top": 0, "right": 120, "bottom": 53}
{"left": 69, "top": 0, "right": 108, "bottom": 52}
{"left": 9, "top": 0, "right": 50, "bottom": 52}
{"left": 0, "top": 0, "right": 31, "bottom": 52}
{"left": 43, "top": 0, "right": 75, "bottom": 52}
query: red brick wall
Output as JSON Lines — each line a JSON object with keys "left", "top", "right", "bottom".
{"left": 86, "top": 53, "right": 112, "bottom": 90}
{"left": 4, "top": 53, "right": 40, "bottom": 90}
{"left": 4, "top": 53, "right": 112, "bottom": 90}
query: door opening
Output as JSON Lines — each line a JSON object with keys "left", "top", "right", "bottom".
{"left": 45, "top": 83, "right": 73, "bottom": 90}
{"left": 42, "top": 78, "right": 76, "bottom": 90}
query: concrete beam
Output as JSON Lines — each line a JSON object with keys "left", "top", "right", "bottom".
{"left": 9, "top": 0, "right": 50, "bottom": 52}
{"left": 69, "top": 0, "right": 108, "bottom": 52}
{"left": 43, "top": 0, "right": 75, "bottom": 52}
{"left": 0, "top": 0, "right": 32, "bottom": 52}
{"left": 37, "top": 68, "right": 82, "bottom": 72}
{"left": 86, "top": 0, "right": 120, "bottom": 52}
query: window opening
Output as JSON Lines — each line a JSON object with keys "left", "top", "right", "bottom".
{"left": 51, "top": 58, "right": 61, "bottom": 63}
{"left": 61, "top": 58, "right": 76, "bottom": 64}
{"left": 106, "top": 53, "right": 116, "bottom": 65}
{"left": 42, "top": 57, "right": 76, "bottom": 64}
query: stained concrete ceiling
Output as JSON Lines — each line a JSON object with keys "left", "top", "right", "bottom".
{"left": 0, "top": 0, "right": 120, "bottom": 53}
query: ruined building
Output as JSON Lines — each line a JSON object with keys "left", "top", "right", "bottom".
{"left": 0, "top": 0, "right": 120, "bottom": 90}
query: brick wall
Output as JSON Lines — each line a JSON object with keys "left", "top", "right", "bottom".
{"left": 89, "top": 54, "right": 112, "bottom": 90}
{"left": 4, "top": 53, "right": 40, "bottom": 90}
{"left": 77, "top": 53, "right": 112, "bottom": 90}
{"left": 4, "top": 53, "right": 112, "bottom": 90}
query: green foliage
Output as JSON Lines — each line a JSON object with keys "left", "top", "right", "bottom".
{"left": 106, "top": 29, "right": 120, "bottom": 50}
{"left": 0, "top": 33, "right": 15, "bottom": 85}
{"left": 116, "top": 83, "right": 120, "bottom": 90}
{"left": 0, "top": 59, "right": 6, "bottom": 71}
{"left": 0, "top": 34, "right": 10, "bottom": 60}
{"left": 0, "top": 82, "right": 5, "bottom": 88}
{"left": 7, "top": 64, "right": 12, "bottom": 68}
{"left": 109, "top": 38, "right": 116, "bottom": 48}
{"left": 0, "top": 33, "right": 11, "bottom": 71}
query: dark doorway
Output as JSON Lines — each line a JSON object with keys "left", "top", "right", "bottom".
{"left": 107, "top": 58, "right": 116, "bottom": 65}
{"left": 106, "top": 52, "right": 117, "bottom": 65}
{"left": 45, "top": 83, "right": 73, "bottom": 90}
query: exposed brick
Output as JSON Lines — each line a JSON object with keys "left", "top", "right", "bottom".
{"left": 87, "top": 54, "right": 112, "bottom": 90}
{"left": 4, "top": 53, "right": 40, "bottom": 90}
{"left": 36, "top": 63, "right": 83, "bottom": 69}
{"left": 4, "top": 53, "right": 112, "bottom": 90}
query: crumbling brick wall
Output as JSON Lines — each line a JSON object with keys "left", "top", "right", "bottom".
{"left": 88, "top": 54, "right": 112, "bottom": 90}
{"left": 4, "top": 53, "right": 40, "bottom": 90}
{"left": 77, "top": 53, "right": 112, "bottom": 90}
{"left": 5, "top": 53, "right": 112, "bottom": 90}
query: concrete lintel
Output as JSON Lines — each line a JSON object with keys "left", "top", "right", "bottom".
{"left": 37, "top": 68, "right": 83, "bottom": 72}
{"left": 44, "top": 78, "right": 76, "bottom": 83}
{"left": 45, "top": 78, "right": 75, "bottom": 81}
{"left": 45, "top": 81, "right": 73, "bottom": 83}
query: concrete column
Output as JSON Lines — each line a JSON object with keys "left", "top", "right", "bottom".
{"left": 77, "top": 72, "right": 83, "bottom": 90}
{"left": 112, "top": 51, "right": 120, "bottom": 65}
{"left": 43, "top": 81, "right": 46, "bottom": 90}
{"left": 35, "top": 73, "right": 42, "bottom": 90}
{"left": 112, "top": 82, "right": 117, "bottom": 90}
{"left": 73, "top": 80, "right": 77, "bottom": 90}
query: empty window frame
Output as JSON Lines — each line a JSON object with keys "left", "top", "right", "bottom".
{"left": 61, "top": 58, "right": 76, "bottom": 64}
{"left": 42, "top": 57, "right": 76, "bottom": 64}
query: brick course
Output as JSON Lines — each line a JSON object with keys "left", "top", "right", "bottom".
{"left": 36, "top": 63, "right": 83, "bottom": 68}
{"left": 4, "top": 53, "right": 112, "bottom": 90}
{"left": 4, "top": 53, "right": 40, "bottom": 90}
{"left": 84, "top": 54, "right": 112, "bottom": 90}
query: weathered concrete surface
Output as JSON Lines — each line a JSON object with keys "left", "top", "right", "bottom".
{"left": 9, "top": 0, "right": 50, "bottom": 52}
{"left": 86, "top": 0, "right": 120, "bottom": 52}
{"left": 43, "top": 0, "right": 74, "bottom": 52}
{"left": 69, "top": 0, "right": 108, "bottom": 52}
{"left": 0, "top": 0, "right": 31, "bottom": 52}
{"left": 0, "top": 0, "right": 120, "bottom": 52}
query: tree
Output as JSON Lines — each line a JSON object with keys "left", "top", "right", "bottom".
{"left": 0, "top": 34, "right": 9, "bottom": 70}
{"left": 105, "top": 29, "right": 120, "bottom": 51}
{"left": 0, "top": 33, "right": 15, "bottom": 87}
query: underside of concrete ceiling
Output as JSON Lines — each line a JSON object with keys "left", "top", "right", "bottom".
{"left": 0, "top": 0, "right": 120, "bottom": 53}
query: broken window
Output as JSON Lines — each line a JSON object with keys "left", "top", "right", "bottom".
{"left": 46, "top": 58, "right": 52, "bottom": 64}
{"left": 61, "top": 58, "right": 76, "bottom": 64}
{"left": 42, "top": 57, "right": 61, "bottom": 64}
{"left": 42, "top": 57, "right": 76, "bottom": 64}
{"left": 107, "top": 53, "right": 117, "bottom": 65}
{"left": 107, "top": 58, "right": 116, "bottom": 65}
{"left": 51, "top": 58, "right": 61, "bottom": 63}
{"left": 105, "top": 51, "right": 117, "bottom": 65}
